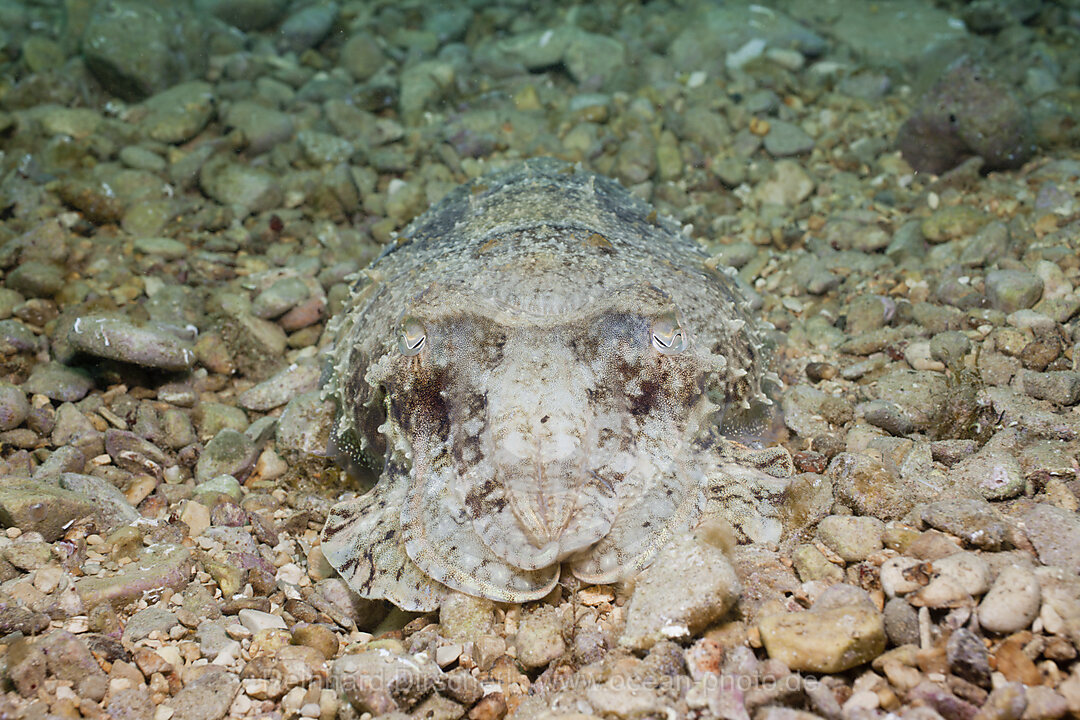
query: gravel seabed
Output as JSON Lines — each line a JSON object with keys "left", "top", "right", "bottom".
{"left": 1, "top": 1, "right": 1080, "bottom": 719}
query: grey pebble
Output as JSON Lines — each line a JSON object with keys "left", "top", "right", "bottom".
{"left": 252, "top": 276, "right": 310, "bottom": 319}
{"left": 921, "top": 498, "right": 1006, "bottom": 550}
{"left": 763, "top": 120, "right": 815, "bottom": 157}
{"left": 195, "top": 429, "right": 258, "bottom": 484}
{"left": 23, "top": 361, "right": 93, "bottom": 402}
{"left": 237, "top": 359, "right": 320, "bottom": 412}
{"left": 68, "top": 315, "right": 195, "bottom": 371}
{"left": 985, "top": 269, "right": 1044, "bottom": 313}
{"left": 167, "top": 665, "right": 239, "bottom": 720}
{"left": 122, "top": 606, "right": 179, "bottom": 643}
{"left": 5, "top": 261, "right": 64, "bottom": 297}
{"left": 1021, "top": 370, "right": 1080, "bottom": 405}
{"left": 0, "top": 382, "right": 29, "bottom": 431}
{"left": 1022, "top": 503, "right": 1080, "bottom": 574}
{"left": 57, "top": 473, "right": 140, "bottom": 532}
{"left": 0, "top": 479, "right": 96, "bottom": 541}
{"left": 134, "top": 237, "right": 188, "bottom": 260}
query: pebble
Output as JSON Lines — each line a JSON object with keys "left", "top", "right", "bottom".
{"left": 946, "top": 627, "right": 992, "bottom": 687}
{"left": 123, "top": 606, "right": 179, "bottom": 644}
{"left": 1021, "top": 370, "right": 1080, "bottom": 405}
{"left": 166, "top": 666, "right": 240, "bottom": 720}
{"left": 194, "top": 429, "right": 258, "bottom": 484}
{"left": 620, "top": 519, "right": 742, "bottom": 651}
{"left": 68, "top": 315, "right": 195, "bottom": 371}
{"left": 985, "top": 269, "right": 1044, "bottom": 313}
{"left": 0, "top": 382, "right": 29, "bottom": 430}
{"left": 979, "top": 565, "right": 1041, "bottom": 634}
{"left": 921, "top": 498, "right": 1007, "bottom": 550}
{"left": 909, "top": 552, "right": 990, "bottom": 608}
{"left": 516, "top": 604, "right": 566, "bottom": 669}
{"left": 758, "top": 599, "right": 885, "bottom": 673}
{"left": 439, "top": 593, "right": 495, "bottom": 643}
{"left": 140, "top": 81, "right": 215, "bottom": 144}
{"left": 22, "top": 361, "right": 94, "bottom": 402}
{"left": 949, "top": 447, "right": 1025, "bottom": 500}
{"left": 763, "top": 120, "right": 815, "bottom": 157}
{"left": 1021, "top": 504, "right": 1080, "bottom": 573}
{"left": 0, "top": 480, "right": 96, "bottom": 542}
{"left": 76, "top": 544, "right": 192, "bottom": 610}
{"left": 236, "top": 359, "right": 321, "bottom": 412}
{"left": 239, "top": 608, "right": 287, "bottom": 634}
{"left": 816, "top": 515, "right": 884, "bottom": 561}
{"left": 332, "top": 649, "right": 441, "bottom": 715}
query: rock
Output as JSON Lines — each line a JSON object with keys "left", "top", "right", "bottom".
{"left": 199, "top": 155, "right": 282, "bottom": 216}
{"left": 1021, "top": 370, "right": 1080, "bottom": 405}
{"left": 620, "top": 520, "right": 742, "bottom": 651}
{"left": 166, "top": 666, "right": 239, "bottom": 720}
{"left": 279, "top": 2, "right": 339, "bottom": 53}
{"left": 754, "top": 160, "right": 815, "bottom": 206}
{"left": 883, "top": 598, "right": 920, "bottom": 646}
{"left": 23, "top": 361, "right": 93, "bottom": 402}
{"left": 909, "top": 552, "right": 990, "bottom": 608}
{"left": 897, "top": 56, "right": 1034, "bottom": 175}
{"left": 238, "top": 608, "right": 287, "bottom": 634}
{"left": 106, "top": 687, "right": 155, "bottom": 720}
{"left": 0, "top": 604, "right": 50, "bottom": 636}
{"left": 1024, "top": 504, "right": 1080, "bottom": 573}
{"left": 195, "top": 0, "right": 289, "bottom": 31}
{"left": 237, "top": 359, "right": 320, "bottom": 412}
{"left": 292, "top": 623, "right": 338, "bottom": 661}
{"left": 0, "top": 381, "right": 29, "bottom": 430}
{"left": 5, "top": 261, "right": 64, "bottom": 297}
{"left": 816, "top": 515, "right": 884, "bottom": 562}
{"left": 947, "top": 627, "right": 991, "bottom": 687}
{"left": 140, "top": 81, "right": 215, "bottom": 144}
{"left": 57, "top": 473, "right": 141, "bottom": 532}
{"left": 37, "top": 630, "right": 109, "bottom": 702}
{"left": 195, "top": 429, "right": 258, "bottom": 483}
{"left": 76, "top": 544, "right": 192, "bottom": 610}
{"left": 921, "top": 498, "right": 1007, "bottom": 550}
{"left": 563, "top": 30, "right": 625, "bottom": 87}
{"left": 223, "top": 100, "right": 295, "bottom": 156}
{"left": 979, "top": 565, "right": 1040, "bottom": 634}
{"left": 439, "top": 593, "right": 495, "bottom": 643}
{"left": 828, "top": 453, "right": 910, "bottom": 520}
{"left": 81, "top": 0, "right": 205, "bottom": 101}
{"left": 758, "top": 601, "right": 885, "bottom": 673}
{"left": 123, "top": 606, "right": 178, "bottom": 643}
{"left": 516, "top": 604, "right": 565, "bottom": 669}
{"left": 986, "top": 270, "right": 1044, "bottom": 312}
{"left": 0, "top": 480, "right": 96, "bottom": 541}
{"left": 332, "top": 648, "right": 441, "bottom": 714}
{"left": 68, "top": 315, "right": 194, "bottom": 371}
{"left": 275, "top": 390, "right": 334, "bottom": 460}
{"left": 340, "top": 32, "right": 386, "bottom": 81}
{"left": 763, "top": 120, "right": 814, "bottom": 157}
{"left": 949, "top": 447, "right": 1025, "bottom": 500}
{"left": 6, "top": 637, "right": 47, "bottom": 697}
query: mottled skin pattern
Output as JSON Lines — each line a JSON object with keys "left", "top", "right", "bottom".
{"left": 320, "top": 159, "right": 793, "bottom": 611}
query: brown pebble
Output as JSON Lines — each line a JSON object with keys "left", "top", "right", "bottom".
{"left": 992, "top": 636, "right": 1043, "bottom": 686}
{"left": 806, "top": 362, "right": 838, "bottom": 382}
{"left": 1020, "top": 334, "right": 1061, "bottom": 371}
{"left": 468, "top": 692, "right": 507, "bottom": 720}
{"left": 291, "top": 624, "right": 339, "bottom": 661}
{"left": 793, "top": 450, "right": 828, "bottom": 474}
{"left": 221, "top": 597, "right": 271, "bottom": 614}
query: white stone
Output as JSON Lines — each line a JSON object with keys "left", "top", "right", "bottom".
{"left": 933, "top": 552, "right": 991, "bottom": 596}
{"left": 238, "top": 608, "right": 287, "bottom": 633}
{"left": 979, "top": 565, "right": 1041, "bottom": 634}
{"left": 880, "top": 556, "right": 923, "bottom": 597}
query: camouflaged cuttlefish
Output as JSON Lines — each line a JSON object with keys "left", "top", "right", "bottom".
{"left": 320, "top": 158, "right": 793, "bottom": 611}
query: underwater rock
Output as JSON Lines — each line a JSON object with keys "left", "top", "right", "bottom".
{"left": 897, "top": 56, "right": 1035, "bottom": 175}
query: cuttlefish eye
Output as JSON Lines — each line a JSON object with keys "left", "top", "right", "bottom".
{"left": 651, "top": 311, "right": 688, "bottom": 355}
{"left": 398, "top": 317, "right": 426, "bottom": 356}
